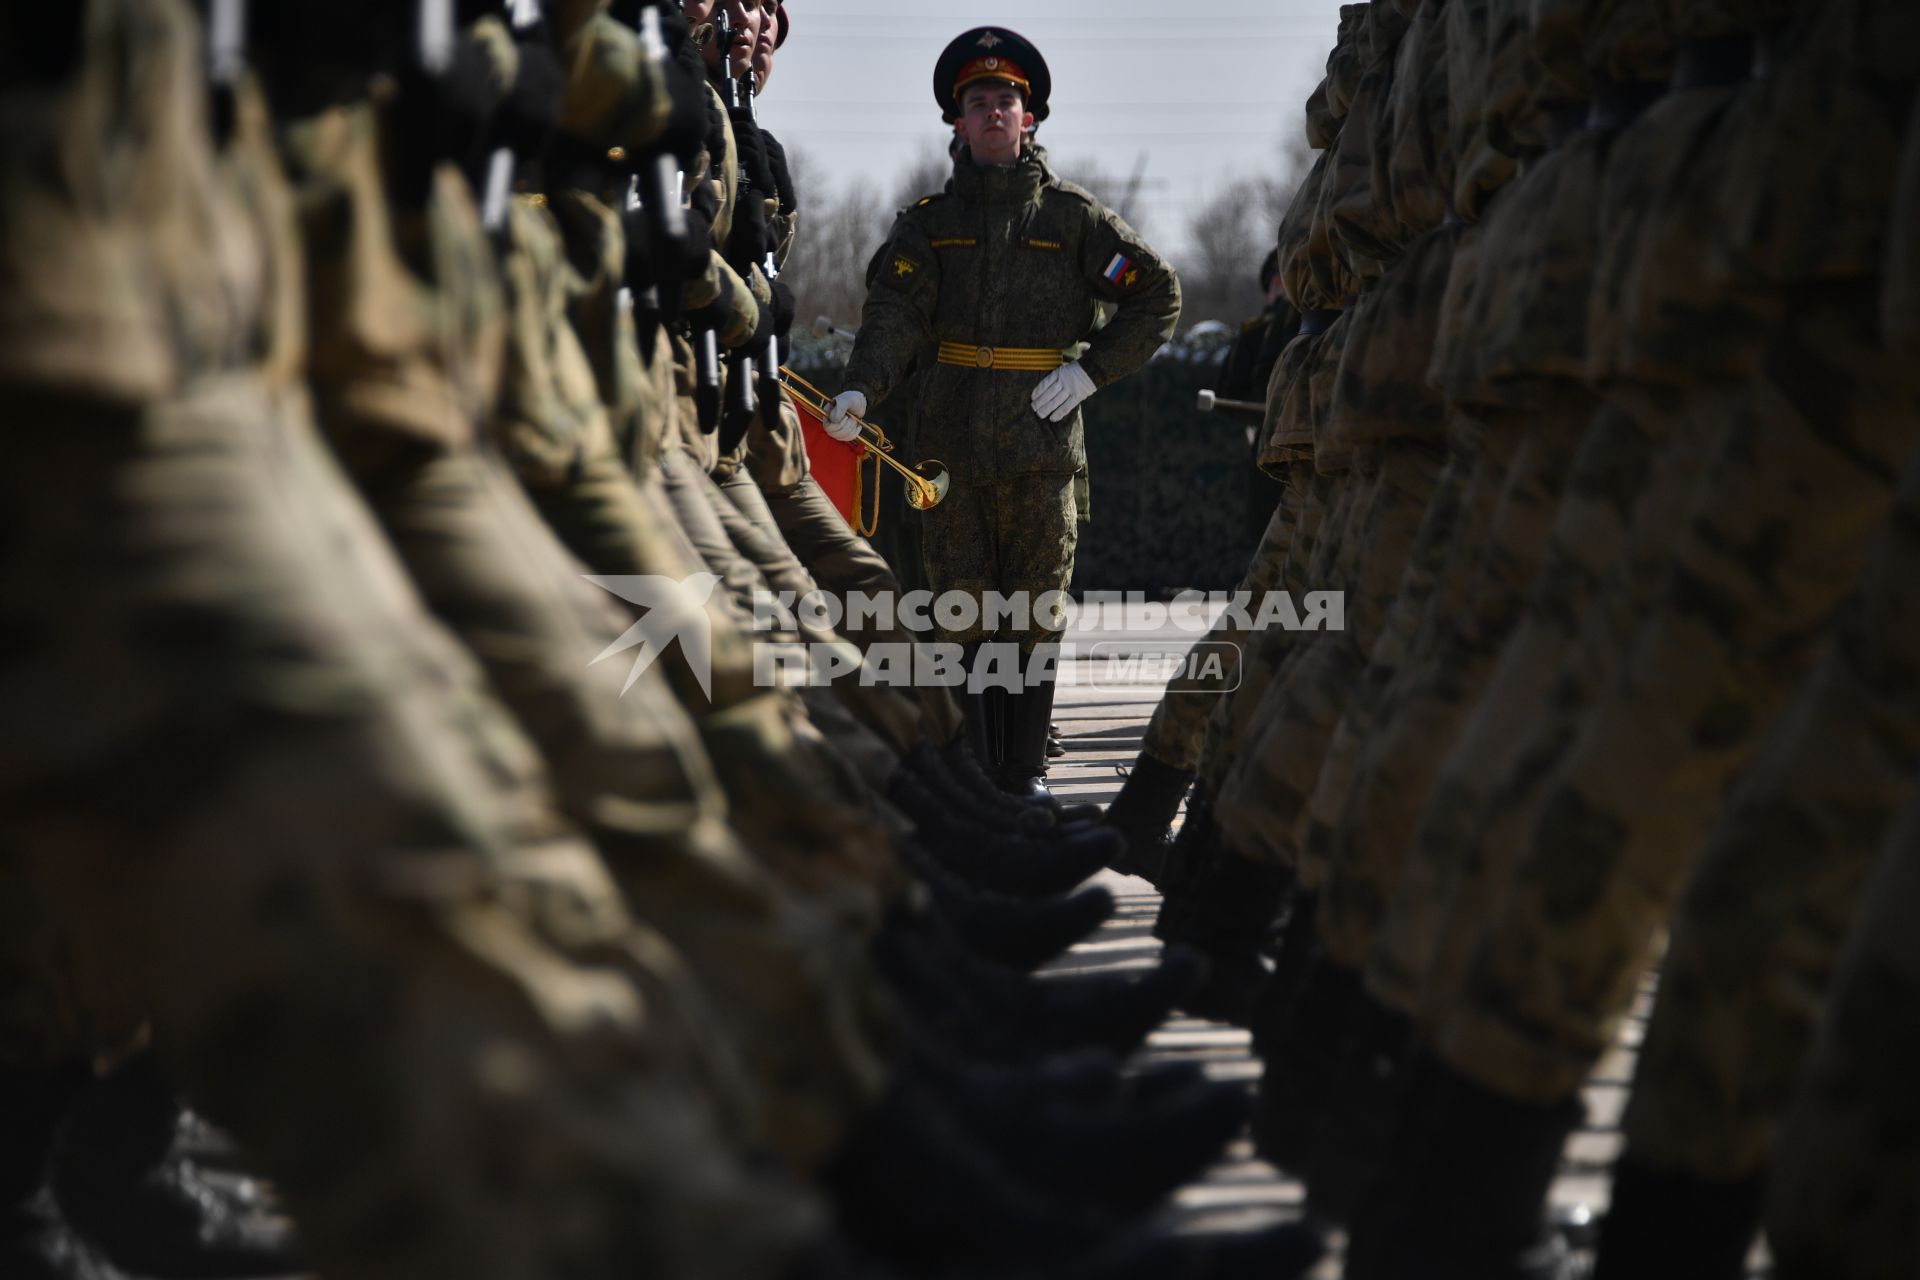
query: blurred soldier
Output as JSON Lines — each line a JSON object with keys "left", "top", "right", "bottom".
{"left": 1102, "top": 2, "right": 1368, "bottom": 886}
{"left": 828, "top": 27, "right": 1181, "bottom": 800}
{"left": 0, "top": 4, "right": 826, "bottom": 1277}
{"left": 1222, "top": 247, "right": 1300, "bottom": 544}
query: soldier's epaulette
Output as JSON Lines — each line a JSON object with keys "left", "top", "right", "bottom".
{"left": 892, "top": 193, "right": 948, "bottom": 220}
{"left": 1046, "top": 178, "right": 1103, "bottom": 212}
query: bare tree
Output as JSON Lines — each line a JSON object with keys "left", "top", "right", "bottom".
{"left": 889, "top": 141, "right": 955, "bottom": 212}
{"left": 1172, "top": 134, "right": 1311, "bottom": 328}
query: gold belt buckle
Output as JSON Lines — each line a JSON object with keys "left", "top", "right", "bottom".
{"left": 975, "top": 345, "right": 995, "bottom": 369}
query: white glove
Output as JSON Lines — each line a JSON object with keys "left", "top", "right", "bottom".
{"left": 1030, "top": 361, "right": 1097, "bottom": 422}
{"left": 824, "top": 389, "right": 867, "bottom": 442}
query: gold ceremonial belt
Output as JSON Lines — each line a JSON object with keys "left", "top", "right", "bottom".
{"left": 936, "top": 342, "right": 1064, "bottom": 372}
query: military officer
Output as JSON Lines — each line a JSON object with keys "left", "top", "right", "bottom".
{"left": 827, "top": 27, "right": 1181, "bottom": 799}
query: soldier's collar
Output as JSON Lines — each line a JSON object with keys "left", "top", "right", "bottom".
{"left": 952, "top": 144, "right": 1050, "bottom": 204}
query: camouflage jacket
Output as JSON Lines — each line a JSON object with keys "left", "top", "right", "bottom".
{"left": 842, "top": 146, "right": 1180, "bottom": 478}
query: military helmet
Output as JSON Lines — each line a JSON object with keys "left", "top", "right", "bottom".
{"left": 934, "top": 27, "right": 1051, "bottom": 123}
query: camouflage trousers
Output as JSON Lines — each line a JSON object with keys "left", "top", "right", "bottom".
{"left": 652, "top": 448, "right": 911, "bottom": 898}
{"left": 1311, "top": 394, "right": 1588, "bottom": 970}
{"left": 350, "top": 440, "right": 892, "bottom": 1169}
{"left": 757, "top": 472, "right": 966, "bottom": 747}
{"left": 0, "top": 375, "right": 821, "bottom": 1280}
{"left": 919, "top": 472, "right": 1078, "bottom": 648}
{"left": 724, "top": 469, "right": 961, "bottom": 753}
{"left": 1434, "top": 288, "right": 1917, "bottom": 1102}
{"left": 1200, "top": 466, "right": 1341, "bottom": 795}
{"left": 1214, "top": 440, "right": 1447, "bottom": 877}
{"left": 1765, "top": 775, "right": 1920, "bottom": 1280}
{"left": 667, "top": 455, "right": 919, "bottom": 788}
{"left": 1622, "top": 448, "right": 1920, "bottom": 1181}
{"left": 1365, "top": 382, "right": 1727, "bottom": 1017}
{"left": 1138, "top": 462, "right": 1314, "bottom": 774}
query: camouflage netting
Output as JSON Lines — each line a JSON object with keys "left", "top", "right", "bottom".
{"left": 790, "top": 328, "right": 1260, "bottom": 593}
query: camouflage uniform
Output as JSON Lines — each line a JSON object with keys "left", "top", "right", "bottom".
{"left": 1622, "top": 450, "right": 1920, "bottom": 1185}
{"left": 1616, "top": 0, "right": 1920, "bottom": 1201}
{"left": 1303, "top": 0, "right": 1538, "bottom": 968}
{"left": 1206, "top": 5, "right": 1379, "bottom": 796}
{"left": 1764, "top": 773, "right": 1920, "bottom": 1278}
{"left": 1363, "top": 0, "right": 1688, "bottom": 1022}
{"left": 1214, "top": 0, "right": 1454, "bottom": 885}
{"left": 842, "top": 145, "right": 1180, "bottom": 648}
{"left": 1134, "top": 14, "right": 1365, "bottom": 780}
{"left": 1431, "top": 0, "right": 1919, "bottom": 1104}
{"left": 0, "top": 5, "right": 824, "bottom": 1275}
{"left": 278, "top": 70, "right": 889, "bottom": 1170}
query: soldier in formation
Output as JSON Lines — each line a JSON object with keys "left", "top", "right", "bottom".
{"left": 1104, "top": 0, "right": 1920, "bottom": 1276}
{"left": 0, "top": 3, "right": 1334, "bottom": 1278}
{"left": 9, "top": 2, "right": 1918, "bottom": 1279}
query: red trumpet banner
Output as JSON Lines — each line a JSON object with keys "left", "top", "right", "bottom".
{"left": 794, "top": 393, "right": 877, "bottom": 535}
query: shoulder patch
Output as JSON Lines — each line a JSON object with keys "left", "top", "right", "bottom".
{"left": 1101, "top": 251, "right": 1144, "bottom": 290}
{"left": 889, "top": 252, "right": 922, "bottom": 279}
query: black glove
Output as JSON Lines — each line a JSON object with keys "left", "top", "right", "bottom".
{"left": 770, "top": 280, "right": 797, "bottom": 343}
{"left": 624, "top": 200, "right": 658, "bottom": 292}
{"left": 496, "top": 34, "right": 564, "bottom": 162}
{"left": 760, "top": 129, "right": 798, "bottom": 215}
{"left": 747, "top": 296, "right": 775, "bottom": 354}
{"left": 677, "top": 180, "right": 720, "bottom": 276}
{"left": 724, "top": 179, "right": 770, "bottom": 268}
{"left": 653, "top": 19, "right": 712, "bottom": 166}
{"left": 2, "top": 7, "right": 85, "bottom": 85}
{"left": 728, "top": 110, "right": 779, "bottom": 211}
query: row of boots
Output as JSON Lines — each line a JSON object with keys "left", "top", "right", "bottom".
{"left": 5, "top": 739, "right": 1325, "bottom": 1280}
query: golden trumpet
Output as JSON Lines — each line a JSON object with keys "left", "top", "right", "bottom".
{"left": 780, "top": 367, "right": 951, "bottom": 511}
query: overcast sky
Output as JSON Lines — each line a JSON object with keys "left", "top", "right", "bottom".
{"left": 760, "top": 0, "right": 1346, "bottom": 257}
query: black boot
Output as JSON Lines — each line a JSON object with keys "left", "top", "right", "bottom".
{"left": 1300, "top": 986, "right": 1416, "bottom": 1225}
{"left": 999, "top": 649, "right": 1058, "bottom": 803}
{"left": 1101, "top": 752, "right": 1193, "bottom": 885}
{"left": 1154, "top": 850, "right": 1293, "bottom": 1027}
{"left": 1248, "top": 890, "right": 1319, "bottom": 1062}
{"left": 913, "top": 1055, "right": 1254, "bottom": 1213}
{"left": 1591, "top": 1156, "right": 1763, "bottom": 1280}
{"left": 1252, "top": 952, "right": 1363, "bottom": 1178}
{"left": 1344, "top": 1051, "right": 1584, "bottom": 1280}
{"left": 959, "top": 642, "right": 1001, "bottom": 781}
{"left": 877, "top": 922, "right": 1205, "bottom": 1061}
{"left": 52, "top": 1055, "right": 302, "bottom": 1278}
{"left": 885, "top": 770, "right": 1116, "bottom": 896}
{"left": 1153, "top": 780, "right": 1218, "bottom": 916}
{"left": 1, "top": 1064, "right": 134, "bottom": 1280}
{"left": 902, "top": 843, "right": 1116, "bottom": 970}
{"left": 825, "top": 1075, "right": 1117, "bottom": 1269}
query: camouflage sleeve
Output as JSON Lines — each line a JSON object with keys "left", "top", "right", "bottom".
{"left": 685, "top": 250, "right": 761, "bottom": 349}
{"left": 1074, "top": 204, "right": 1180, "bottom": 389}
{"left": 840, "top": 212, "right": 940, "bottom": 406}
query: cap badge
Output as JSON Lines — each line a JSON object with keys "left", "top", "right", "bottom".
{"left": 977, "top": 31, "right": 1002, "bottom": 48}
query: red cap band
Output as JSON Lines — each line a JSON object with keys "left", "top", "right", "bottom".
{"left": 954, "top": 56, "right": 1031, "bottom": 99}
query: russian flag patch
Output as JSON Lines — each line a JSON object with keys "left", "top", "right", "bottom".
{"left": 1102, "top": 253, "right": 1134, "bottom": 283}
